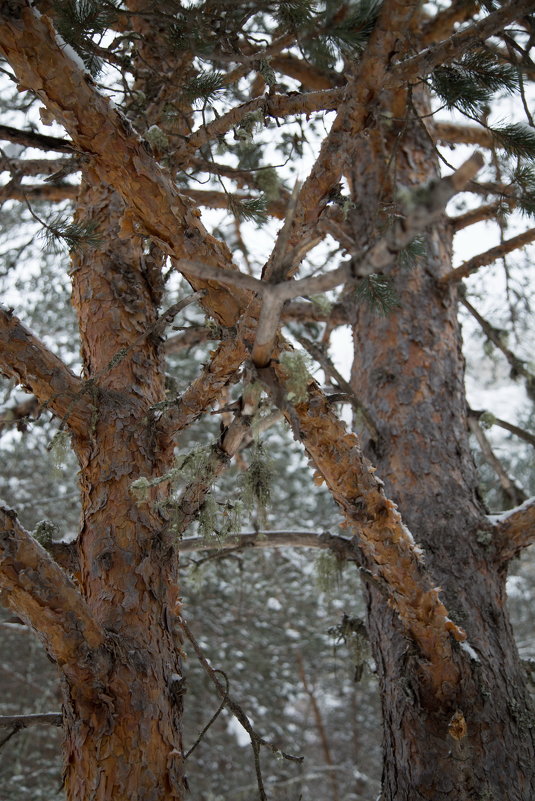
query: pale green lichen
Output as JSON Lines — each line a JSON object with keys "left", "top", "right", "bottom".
{"left": 280, "top": 351, "right": 311, "bottom": 404}
{"left": 315, "top": 550, "right": 344, "bottom": 595}
{"left": 242, "top": 441, "right": 273, "bottom": 527}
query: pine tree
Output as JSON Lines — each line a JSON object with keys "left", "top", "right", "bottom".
{"left": 1, "top": 2, "right": 535, "bottom": 800}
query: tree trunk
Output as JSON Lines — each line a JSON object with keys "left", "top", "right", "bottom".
{"left": 349, "top": 96, "right": 535, "bottom": 801}
{"left": 63, "top": 180, "right": 186, "bottom": 800}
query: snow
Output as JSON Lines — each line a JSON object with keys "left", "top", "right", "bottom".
{"left": 488, "top": 496, "right": 535, "bottom": 524}
{"left": 460, "top": 640, "right": 480, "bottom": 662}
{"left": 53, "top": 33, "right": 89, "bottom": 74}
{"left": 226, "top": 716, "right": 249, "bottom": 747}
{"left": 266, "top": 596, "right": 282, "bottom": 611}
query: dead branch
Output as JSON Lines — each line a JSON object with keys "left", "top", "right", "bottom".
{"left": 450, "top": 202, "right": 506, "bottom": 233}
{"left": 175, "top": 152, "right": 485, "bottom": 304}
{"left": 469, "top": 409, "right": 535, "bottom": 448}
{"left": 178, "top": 530, "right": 363, "bottom": 564}
{"left": 0, "top": 123, "right": 76, "bottom": 153}
{"left": 492, "top": 497, "right": 535, "bottom": 563}
{"left": 180, "top": 617, "right": 303, "bottom": 771}
{"left": 468, "top": 416, "right": 527, "bottom": 508}
{"left": 440, "top": 227, "right": 535, "bottom": 284}
{"left": 0, "top": 712, "right": 62, "bottom": 728}
{"left": 1, "top": 182, "right": 78, "bottom": 202}
{"left": 460, "top": 297, "right": 535, "bottom": 391}
{"left": 0, "top": 155, "right": 81, "bottom": 176}
{"left": 0, "top": 306, "right": 93, "bottom": 434}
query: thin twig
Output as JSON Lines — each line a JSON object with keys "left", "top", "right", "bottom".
{"left": 179, "top": 618, "right": 303, "bottom": 771}
{"left": 184, "top": 669, "right": 229, "bottom": 759}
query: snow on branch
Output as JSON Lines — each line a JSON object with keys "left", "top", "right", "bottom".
{"left": 0, "top": 504, "right": 104, "bottom": 666}
{"left": 0, "top": 306, "right": 93, "bottom": 434}
{"left": 491, "top": 497, "right": 535, "bottom": 564}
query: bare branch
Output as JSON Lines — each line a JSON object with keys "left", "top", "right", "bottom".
{"left": 178, "top": 530, "right": 363, "bottom": 563}
{"left": 468, "top": 416, "right": 527, "bottom": 508}
{"left": 177, "top": 153, "right": 484, "bottom": 304}
{"left": 391, "top": 0, "right": 535, "bottom": 86}
{"left": 0, "top": 306, "right": 92, "bottom": 434}
{"left": 0, "top": 123, "right": 76, "bottom": 153}
{"left": 440, "top": 228, "right": 535, "bottom": 284}
{"left": 0, "top": 712, "right": 62, "bottom": 728}
{"left": 0, "top": 504, "right": 104, "bottom": 665}
{"left": 469, "top": 409, "right": 535, "bottom": 448}
{"left": 450, "top": 202, "right": 506, "bottom": 233}
{"left": 460, "top": 297, "right": 535, "bottom": 391}
{"left": 434, "top": 121, "right": 493, "bottom": 149}
{"left": 180, "top": 617, "right": 303, "bottom": 767}
{"left": 492, "top": 497, "right": 535, "bottom": 563}
{"left": 183, "top": 88, "right": 341, "bottom": 154}
{"left": 0, "top": 155, "right": 81, "bottom": 176}
{"left": 1, "top": 182, "right": 78, "bottom": 203}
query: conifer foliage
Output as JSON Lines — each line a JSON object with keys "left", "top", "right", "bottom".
{"left": 1, "top": 1, "right": 535, "bottom": 800}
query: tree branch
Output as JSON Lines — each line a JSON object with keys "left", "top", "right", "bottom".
{"left": 0, "top": 306, "right": 93, "bottom": 434}
{"left": 434, "top": 121, "right": 493, "bottom": 149}
{"left": 492, "top": 497, "right": 535, "bottom": 563}
{"left": 440, "top": 227, "right": 535, "bottom": 284}
{"left": 1, "top": 182, "right": 78, "bottom": 203}
{"left": 0, "top": 712, "right": 62, "bottom": 728}
{"left": 469, "top": 409, "right": 535, "bottom": 449}
{"left": 256, "top": 361, "right": 466, "bottom": 697}
{"left": 468, "top": 416, "right": 527, "bottom": 508}
{"left": 179, "top": 152, "right": 484, "bottom": 300}
{"left": 449, "top": 202, "right": 506, "bottom": 233}
{"left": 460, "top": 297, "right": 535, "bottom": 394}
{"left": 0, "top": 504, "right": 104, "bottom": 666}
{"left": 178, "top": 530, "right": 363, "bottom": 563}
{"left": 391, "top": 0, "right": 535, "bottom": 86}
{"left": 0, "top": 155, "right": 81, "bottom": 176}
{"left": 295, "top": 333, "right": 380, "bottom": 441}
{"left": 0, "top": 123, "right": 76, "bottom": 153}
{"left": 0, "top": 3, "right": 248, "bottom": 328}
{"left": 183, "top": 88, "right": 341, "bottom": 155}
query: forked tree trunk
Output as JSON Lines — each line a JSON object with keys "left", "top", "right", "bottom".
{"left": 349, "top": 97, "right": 535, "bottom": 801}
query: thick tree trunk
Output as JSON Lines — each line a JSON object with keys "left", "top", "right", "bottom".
{"left": 62, "top": 181, "right": 186, "bottom": 800}
{"left": 349, "top": 100, "right": 535, "bottom": 800}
